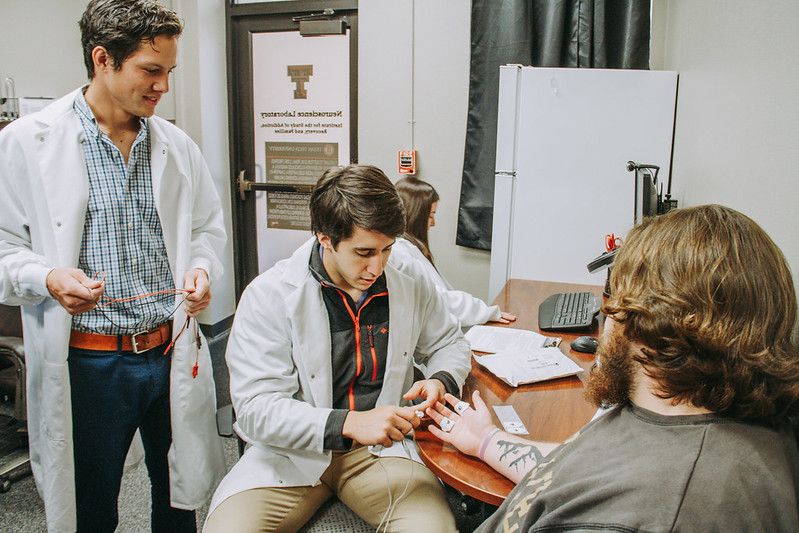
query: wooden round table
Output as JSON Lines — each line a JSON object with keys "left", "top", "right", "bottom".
{"left": 414, "top": 279, "right": 603, "bottom": 505}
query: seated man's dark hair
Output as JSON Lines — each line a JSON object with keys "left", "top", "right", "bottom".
{"left": 604, "top": 204, "right": 799, "bottom": 424}
{"left": 79, "top": 0, "right": 183, "bottom": 79}
{"left": 310, "top": 165, "right": 405, "bottom": 248}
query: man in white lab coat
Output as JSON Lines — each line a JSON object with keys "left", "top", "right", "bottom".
{"left": 204, "top": 165, "right": 472, "bottom": 532}
{"left": 0, "top": 1, "right": 226, "bottom": 531}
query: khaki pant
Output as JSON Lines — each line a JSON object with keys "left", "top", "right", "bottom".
{"left": 204, "top": 444, "right": 456, "bottom": 533}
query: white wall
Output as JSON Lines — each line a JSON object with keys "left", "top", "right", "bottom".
{"left": 0, "top": 0, "right": 235, "bottom": 327}
{"left": 362, "top": 0, "right": 799, "bottom": 303}
{"left": 359, "top": 0, "right": 491, "bottom": 301}
{"left": 12, "top": 1, "right": 794, "bottom": 318}
{"left": 0, "top": 1, "right": 87, "bottom": 98}
{"left": 173, "top": 0, "right": 236, "bottom": 326}
{"left": 652, "top": 0, "right": 799, "bottom": 290}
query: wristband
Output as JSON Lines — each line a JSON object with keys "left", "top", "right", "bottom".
{"left": 479, "top": 427, "right": 500, "bottom": 461}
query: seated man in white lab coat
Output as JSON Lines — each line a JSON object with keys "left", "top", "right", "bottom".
{"left": 204, "top": 165, "right": 472, "bottom": 532}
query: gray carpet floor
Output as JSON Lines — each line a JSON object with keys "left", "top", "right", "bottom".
{"left": 0, "top": 433, "right": 240, "bottom": 532}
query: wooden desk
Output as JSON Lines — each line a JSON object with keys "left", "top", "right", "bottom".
{"left": 414, "top": 279, "right": 604, "bottom": 506}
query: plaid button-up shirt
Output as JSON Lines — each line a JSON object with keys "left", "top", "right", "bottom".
{"left": 72, "top": 90, "right": 174, "bottom": 335}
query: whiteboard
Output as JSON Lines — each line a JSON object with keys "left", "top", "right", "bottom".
{"left": 489, "top": 67, "right": 677, "bottom": 299}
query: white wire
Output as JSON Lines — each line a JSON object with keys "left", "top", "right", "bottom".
{"left": 375, "top": 446, "right": 393, "bottom": 533}
{"left": 375, "top": 439, "right": 415, "bottom": 533}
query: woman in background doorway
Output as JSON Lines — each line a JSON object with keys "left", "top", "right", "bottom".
{"left": 392, "top": 177, "right": 516, "bottom": 327}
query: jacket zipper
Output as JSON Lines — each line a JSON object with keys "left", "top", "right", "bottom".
{"left": 331, "top": 288, "right": 388, "bottom": 410}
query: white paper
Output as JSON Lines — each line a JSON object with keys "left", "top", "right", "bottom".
{"left": 465, "top": 325, "right": 559, "bottom": 353}
{"left": 492, "top": 405, "right": 529, "bottom": 435}
{"left": 474, "top": 347, "right": 584, "bottom": 387}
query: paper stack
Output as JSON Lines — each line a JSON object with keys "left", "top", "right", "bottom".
{"left": 465, "top": 326, "right": 584, "bottom": 387}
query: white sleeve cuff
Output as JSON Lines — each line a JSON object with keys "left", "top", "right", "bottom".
{"left": 189, "top": 260, "right": 214, "bottom": 282}
{"left": 18, "top": 262, "right": 53, "bottom": 299}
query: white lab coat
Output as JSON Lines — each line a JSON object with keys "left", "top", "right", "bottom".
{"left": 0, "top": 89, "right": 228, "bottom": 532}
{"left": 207, "top": 238, "right": 472, "bottom": 514}
{"left": 389, "top": 237, "right": 501, "bottom": 327}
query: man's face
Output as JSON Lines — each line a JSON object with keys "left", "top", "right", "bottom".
{"left": 102, "top": 34, "right": 178, "bottom": 119}
{"left": 318, "top": 227, "right": 395, "bottom": 296}
{"left": 584, "top": 317, "right": 637, "bottom": 408}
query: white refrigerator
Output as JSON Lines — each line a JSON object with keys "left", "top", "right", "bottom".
{"left": 488, "top": 66, "right": 678, "bottom": 300}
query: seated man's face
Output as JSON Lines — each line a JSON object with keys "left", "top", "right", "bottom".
{"left": 318, "top": 227, "right": 395, "bottom": 295}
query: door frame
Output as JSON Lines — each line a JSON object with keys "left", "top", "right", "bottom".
{"left": 225, "top": 0, "right": 358, "bottom": 299}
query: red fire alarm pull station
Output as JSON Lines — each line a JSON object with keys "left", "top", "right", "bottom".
{"left": 398, "top": 150, "right": 416, "bottom": 174}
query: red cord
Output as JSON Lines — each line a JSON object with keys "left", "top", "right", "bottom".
{"left": 192, "top": 319, "right": 199, "bottom": 378}
{"left": 90, "top": 271, "right": 190, "bottom": 309}
{"left": 87, "top": 272, "right": 200, "bottom": 378}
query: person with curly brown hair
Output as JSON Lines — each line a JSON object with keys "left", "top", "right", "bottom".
{"left": 427, "top": 204, "right": 799, "bottom": 531}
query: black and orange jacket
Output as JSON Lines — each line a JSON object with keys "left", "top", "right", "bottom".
{"left": 309, "top": 242, "right": 456, "bottom": 450}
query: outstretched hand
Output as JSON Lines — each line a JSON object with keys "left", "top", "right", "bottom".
{"left": 425, "top": 391, "right": 498, "bottom": 458}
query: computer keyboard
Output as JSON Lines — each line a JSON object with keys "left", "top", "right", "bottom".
{"left": 538, "top": 291, "right": 600, "bottom": 331}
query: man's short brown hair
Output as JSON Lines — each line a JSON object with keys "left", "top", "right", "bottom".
{"left": 310, "top": 165, "right": 405, "bottom": 248}
{"left": 80, "top": 0, "right": 183, "bottom": 79}
{"left": 604, "top": 204, "right": 799, "bottom": 424}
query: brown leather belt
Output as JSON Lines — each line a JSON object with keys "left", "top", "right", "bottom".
{"left": 69, "top": 322, "right": 172, "bottom": 354}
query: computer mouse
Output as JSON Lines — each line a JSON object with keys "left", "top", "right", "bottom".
{"left": 570, "top": 335, "right": 599, "bottom": 354}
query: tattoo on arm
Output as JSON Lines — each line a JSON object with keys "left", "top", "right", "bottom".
{"left": 497, "top": 439, "right": 544, "bottom": 472}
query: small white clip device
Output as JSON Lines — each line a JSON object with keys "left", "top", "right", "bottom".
{"left": 439, "top": 416, "right": 454, "bottom": 432}
{"left": 454, "top": 401, "right": 470, "bottom": 414}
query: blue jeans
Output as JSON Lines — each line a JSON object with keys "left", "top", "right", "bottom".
{"left": 68, "top": 342, "right": 196, "bottom": 533}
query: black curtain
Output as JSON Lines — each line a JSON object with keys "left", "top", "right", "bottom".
{"left": 456, "top": 0, "right": 651, "bottom": 250}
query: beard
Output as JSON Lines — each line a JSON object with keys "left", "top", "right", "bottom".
{"left": 584, "top": 326, "right": 637, "bottom": 409}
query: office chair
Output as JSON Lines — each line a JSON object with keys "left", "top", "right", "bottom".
{"left": 215, "top": 404, "right": 373, "bottom": 532}
{"left": 0, "top": 304, "right": 31, "bottom": 492}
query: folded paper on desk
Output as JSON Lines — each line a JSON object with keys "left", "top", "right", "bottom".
{"left": 474, "top": 348, "right": 584, "bottom": 387}
{"left": 464, "top": 325, "right": 560, "bottom": 353}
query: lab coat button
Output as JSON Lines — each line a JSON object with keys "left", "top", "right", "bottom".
{"left": 39, "top": 137, "right": 45, "bottom": 142}
{"left": 55, "top": 222, "right": 62, "bottom": 228}
{"left": 310, "top": 374, "right": 315, "bottom": 379}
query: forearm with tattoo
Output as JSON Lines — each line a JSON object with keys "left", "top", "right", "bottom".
{"left": 496, "top": 439, "right": 544, "bottom": 472}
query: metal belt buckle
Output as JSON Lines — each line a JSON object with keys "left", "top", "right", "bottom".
{"left": 131, "top": 331, "right": 149, "bottom": 354}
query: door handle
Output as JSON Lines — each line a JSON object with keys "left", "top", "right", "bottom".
{"left": 237, "top": 170, "right": 313, "bottom": 201}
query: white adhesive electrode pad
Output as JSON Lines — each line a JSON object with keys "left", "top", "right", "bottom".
{"left": 492, "top": 405, "right": 529, "bottom": 435}
{"left": 454, "top": 401, "right": 470, "bottom": 414}
{"left": 439, "top": 416, "right": 454, "bottom": 432}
